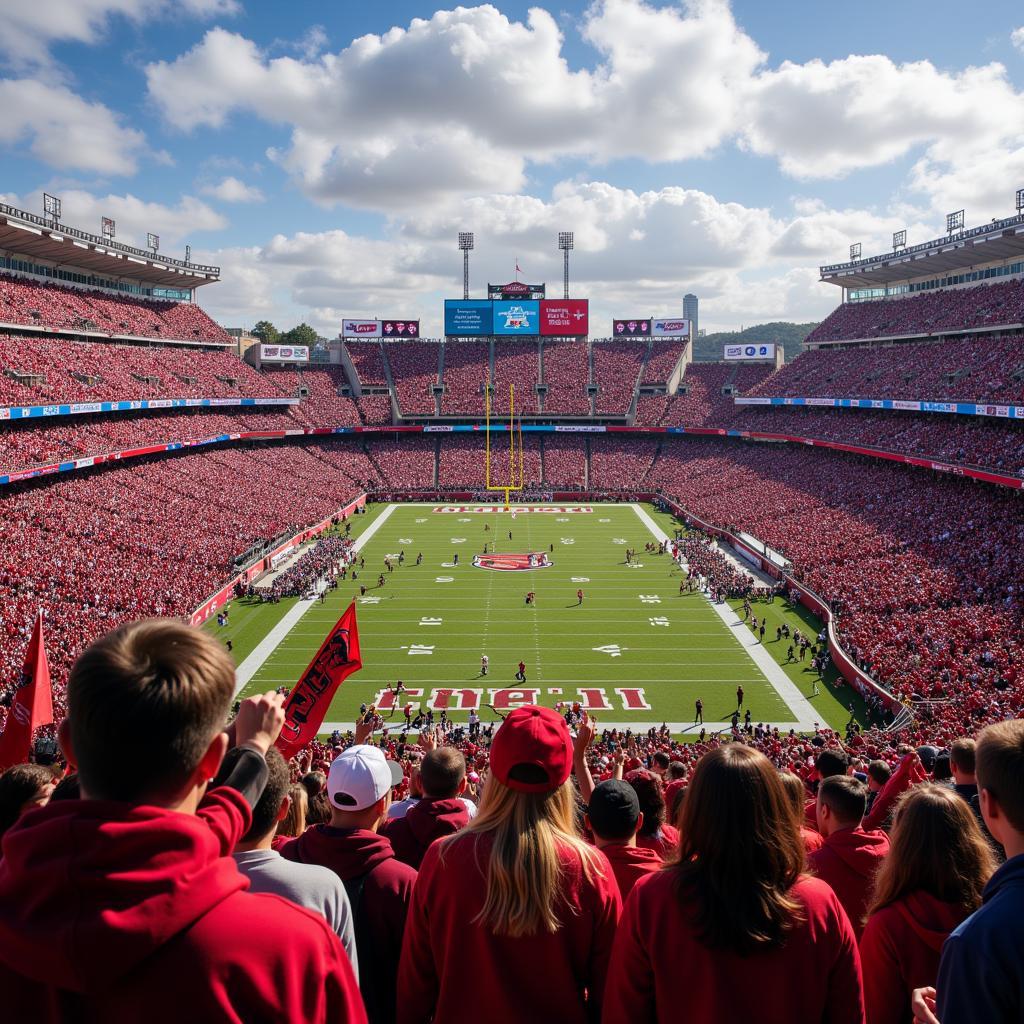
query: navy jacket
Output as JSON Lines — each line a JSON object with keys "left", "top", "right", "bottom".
{"left": 936, "top": 853, "right": 1024, "bottom": 1023}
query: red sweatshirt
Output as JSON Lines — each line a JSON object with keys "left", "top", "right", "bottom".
{"left": 0, "top": 790, "right": 366, "bottom": 1024}
{"left": 398, "top": 832, "right": 621, "bottom": 1023}
{"left": 809, "top": 827, "right": 890, "bottom": 939}
{"left": 381, "top": 796, "right": 469, "bottom": 869}
{"left": 603, "top": 872, "right": 864, "bottom": 1024}
{"left": 281, "top": 825, "right": 416, "bottom": 1024}
{"left": 599, "top": 843, "right": 664, "bottom": 900}
{"left": 860, "top": 891, "right": 968, "bottom": 1024}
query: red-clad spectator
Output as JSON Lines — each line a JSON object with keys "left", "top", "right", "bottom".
{"left": 587, "top": 779, "right": 663, "bottom": 900}
{"left": 381, "top": 743, "right": 469, "bottom": 869}
{"left": 810, "top": 775, "right": 891, "bottom": 938}
{"left": 0, "top": 621, "right": 365, "bottom": 1024}
{"left": 398, "top": 706, "right": 621, "bottom": 1024}
{"left": 779, "top": 770, "right": 824, "bottom": 855}
{"left": 281, "top": 742, "right": 414, "bottom": 1024}
{"left": 0, "top": 763, "right": 57, "bottom": 841}
{"left": 626, "top": 768, "right": 680, "bottom": 858}
{"left": 860, "top": 784, "right": 996, "bottom": 1024}
{"left": 603, "top": 744, "right": 864, "bottom": 1024}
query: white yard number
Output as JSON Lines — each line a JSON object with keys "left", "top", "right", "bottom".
{"left": 408, "top": 645, "right": 434, "bottom": 655}
{"left": 556, "top": 517, "right": 569, "bottom": 522}
{"left": 415, "top": 518, "right": 427, "bottom": 523}
{"left": 599, "top": 518, "right": 611, "bottom": 523}
{"left": 458, "top": 518, "right": 471, "bottom": 522}
{"left": 571, "top": 576, "right": 590, "bottom": 583}
{"left": 358, "top": 596, "right": 381, "bottom": 605}
{"left": 612, "top": 538, "right": 626, "bottom": 545}
{"left": 450, "top": 537, "right": 466, "bottom": 543}
{"left": 436, "top": 576, "right": 454, "bottom": 583}
{"left": 639, "top": 594, "right": 661, "bottom": 604}
{"left": 560, "top": 538, "right": 575, "bottom": 545}
{"left": 593, "top": 644, "right": 627, "bottom": 658}
{"left": 420, "top": 617, "right": 443, "bottom": 626}
{"left": 398, "top": 537, "right": 414, "bottom": 544}
{"left": 649, "top": 616, "right": 670, "bottom": 627}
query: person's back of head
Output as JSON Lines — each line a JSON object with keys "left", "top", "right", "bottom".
{"left": 674, "top": 745, "right": 804, "bottom": 954}
{"left": 778, "top": 771, "right": 810, "bottom": 824}
{"left": 587, "top": 780, "right": 641, "bottom": 845}
{"left": 277, "top": 783, "right": 308, "bottom": 839}
{"left": 0, "top": 764, "right": 56, "bottom": 839}
{"left": 64, "top": 619, "right": 234, "bottom": 804}
{"left": 867, "top": 760, "right": 892, "bottom": 790}
{"left": 239, "top": 748, "right": 290, "bottom": 846}
{"left": 950, "top": 738, "right": 977, "bottom": 782}
{"left": 975, "top": 720, "right": 1024, "bottom": 856}
{"left": 664, "top": 762, "right": 686, "bottom": 782}
{"left": 652, "top": 752, "right": 670, "bottom": 774}
{"left": 446, "top": 705, "right": 600, "bottom": 938}
{"left": 868, "top": 783, "right": 996, "bottom": 921}
{"left": 419, "top": 747, "right": 466, "bottom": 800}
{"left": 626, "top": 769, "right": 666, "bottom": 837}
{"left": 816, "top": 748, "right": 849, "bottom": 780}
{"left": 817, "top": 775, "right": 867, "bottom": 836}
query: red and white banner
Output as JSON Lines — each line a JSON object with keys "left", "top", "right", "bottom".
{"left": 0, "top": 610, "right": 53, "bottom": 770}
{"left": 342, "top": 320, "right": 381, "bottom": 337}
{"left": 539, "top": 299, "right": 589, "bottom": 336}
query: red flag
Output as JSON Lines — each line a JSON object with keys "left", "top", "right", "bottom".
{"left": 0, "top": 610, "right": 53, "bottom": 771}
{"left": 276, "top": 602, "right": 362, "bottom": 758}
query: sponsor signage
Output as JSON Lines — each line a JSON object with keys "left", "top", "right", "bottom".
{"left": 724, "top": 343, "right": 775, "bottom": 360}
{"left": 493, "top": 300, "right": 540, "bottom": 335}
{"left": 381, "top": 319, "right": 419, "bottom": 337}
{"left": 260, "top": 344, "right": 309, "bottom": 362}
{"left": 342, "top": 319, "right": 381, "bottom": 337}
{"left": 445, "top": 299, "right": 493, "bottom": 336}
{"left": 488, "top": 281, "right": 545, "bottom": 300}
{"left": 651, "top": 318, "right": 691, "bottom": 337}
{"left": 472, "top": 552, "right": 553, "bottom": 571}
{"left": 613, "top": 319, "right": 652, "bottom": 336}
{"left": 539, "top": 299, "right": 589, "bottom": 336}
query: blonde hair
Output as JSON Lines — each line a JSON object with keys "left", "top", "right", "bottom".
{"left": 276, "top": 783, "right": 308, "bottom": 838}
{"left": 443, "top": 776, "right": 605, "bottom": 937}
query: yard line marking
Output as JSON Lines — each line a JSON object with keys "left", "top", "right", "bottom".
{"left": 233, "top": 504, "right": 397, "bottom": 696}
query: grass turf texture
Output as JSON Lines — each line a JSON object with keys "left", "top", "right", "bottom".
{"left": 215, "top": 502, "right": 864, "bottom": 735}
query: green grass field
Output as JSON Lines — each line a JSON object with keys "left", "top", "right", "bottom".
{"left": 213, "top": 502, "right": 862, "bottom": 735}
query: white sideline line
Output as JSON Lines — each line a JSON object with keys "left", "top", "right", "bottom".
{"left": 629, "top": 504, "right": 819, "bottom": 731}
{"left": 319, "top": 720, "right": 809, "bottom": 734}
{"left": 233, "top": 505, "right": 398, "bottom": 696}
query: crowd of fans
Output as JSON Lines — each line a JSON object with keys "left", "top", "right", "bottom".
{"left": 385, "top": 342, "right": 440, "bottom": 416}
{"left": 0, "top": 333, "right": 277, "bottom": 406}
{"left": 0, "top": 272, "right": 229, "bottom": 343}
{"left": 593, "top": 341, "right": 646, "bottom": 414}
{"left": 439, "top": 342, "right": 489, "bottom": 416}
{"left": 491, "top": 341, "right": 540, "bottom": 414}
{"left": 1, "top": 620, "right": 1021, "bottom": 1022}
{"left": 542, "top": 340, "right": 591, "bottom": 415}
{"left": 268, "top": 535, "right": 353, "bottom": 600}
{"left": 807, "top": 279, "right": 1024, "bottom": 345}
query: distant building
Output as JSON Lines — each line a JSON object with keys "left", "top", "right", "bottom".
{"left": 683, "top": 294, "right": 699, "bottom": 337}
{"left": 225, "top": 328, "right": 259, "bottom": 359}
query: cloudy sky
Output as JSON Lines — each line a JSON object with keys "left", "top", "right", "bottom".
{"left": 3, "top": 0, "right": 1024, "bottom": 336}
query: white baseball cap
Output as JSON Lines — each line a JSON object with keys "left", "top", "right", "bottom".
{"left": 327, "top": 744, "right": 404, "bottom": 811}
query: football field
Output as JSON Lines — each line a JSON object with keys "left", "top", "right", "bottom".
{"left": 220, "top": 502, "right": 857, "bottom": 735}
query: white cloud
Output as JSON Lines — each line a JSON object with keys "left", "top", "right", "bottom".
{"left": 742, "top": 56, "right": 1024, "bottom": 180}
{"left": 1, "top": 0, "right": 239, "bottom": 69}
{"left": 144, "top": 2, "right": 763, "bottom": 208}
{"left": 200, "top": 176, "right": 265, "bottom": 203}
{"left": 1012, "top": 27, "right": 1024, "bottom": 53}
{"left": 0, "top": 79, "right": 145, "bottom": 174}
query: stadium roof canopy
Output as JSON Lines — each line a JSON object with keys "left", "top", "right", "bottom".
{"left": 0, "top": 202, "right": 220, "bottom": 290}
{"left": 819, "top": 211, "right": 1024, "bottom": 290}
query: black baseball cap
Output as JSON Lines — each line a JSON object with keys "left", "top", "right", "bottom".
{"left": 588, "top": 780, "right": 641, "bottom": 840}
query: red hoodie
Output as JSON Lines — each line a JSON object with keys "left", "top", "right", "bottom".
{"left": 599, "top": 843, "right": 664, "bottom": 900}
{"left": 809, "top": 827, "right": 891, "bottom": 938}
{"left": 381, "top": 796, "right": 469, "bottom": 869}
{"left": 603, "top": 872, "right": 864, "bottom": 1024}
{"left": 281, "top": 825, "right": 416, "bottom": 1024}
{"left": 860, "top": 890, "right": 969, "bottom": 1024}
{"left": 0, "top": 790, "right": 366, "bottom": 1024}
{"left": 398, "top": 832, "right": 621, "bottom": 1024}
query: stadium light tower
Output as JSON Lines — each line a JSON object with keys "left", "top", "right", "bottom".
{"left": 849, "top": 243, "right": 861, "bottom": 261}
{"left": 1016, "top": 188, "right": 1024, "bottom": 214}
{"left": 558, "top": 231, "right": 573, "bottom": 299}
{"left": 42, "top": 193, "right": 61, "bottom": 226}
{"left": 893, "top": 230, "right": 906, "bottom": 252}
{"left": 147, "top": 233, "right": 160, "bottom": 254}
{"left": 458, "top": 232, "right": 474, "bottom": 300}
{"left": 946, "top": 210, "right": 965, "bottom": 237}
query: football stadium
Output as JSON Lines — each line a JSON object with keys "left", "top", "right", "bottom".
{"left": 1, "top": 3, "right": 1023, "bottom": 1022}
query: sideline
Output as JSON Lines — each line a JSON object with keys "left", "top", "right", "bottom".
{"left": 233, "top": 504, "right": 397, "bottom": 696}
{"left": 630, "top": 503, "right": 820, "bottom": 732}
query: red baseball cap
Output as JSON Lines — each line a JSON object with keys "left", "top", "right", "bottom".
{"left": 490, "top": 706, "right": 573, "bottom": 793}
